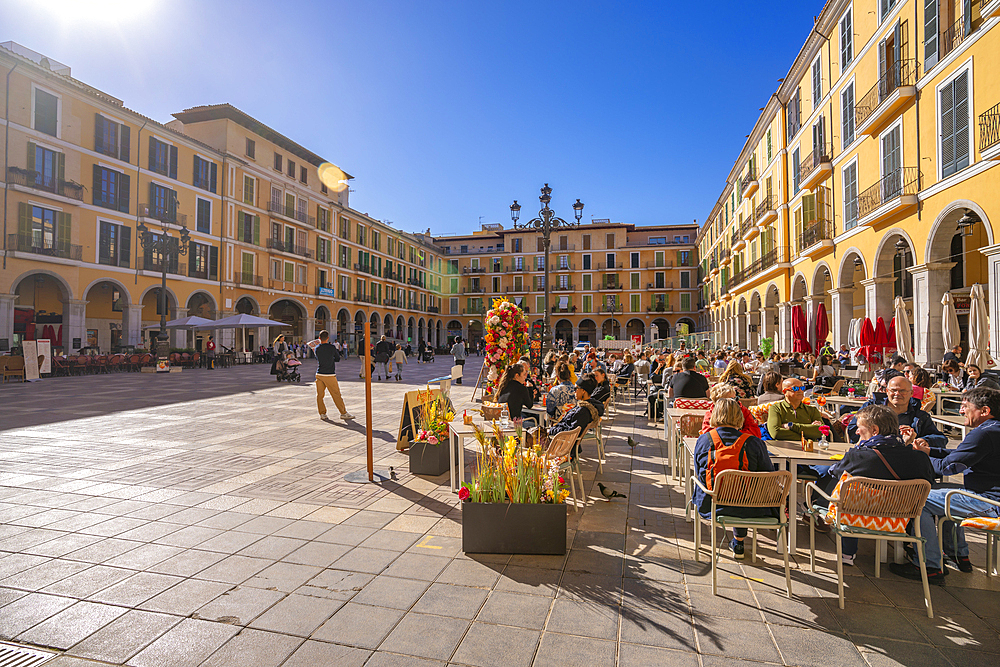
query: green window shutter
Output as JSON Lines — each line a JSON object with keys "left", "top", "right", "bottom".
{"left": 18, "top": 202, "right": 30, "bottom": 239}
{"left": 57, "top": 152, "right": 65, "bottom": 182}
{"left": 94, "top": 113, "right": 105, "bottom": 151}
{"left": 148, "top": 136, "right": 156, "bottom": 171}
{"left": 120, "top": 123, "right": 130, "bottom": 163}
{"left": 27, "top": 141, "right": 36, "bottom": 172}
{"left": 56, "top": 212, "right": 71, "bottom": 248}
{"left": 168, "top": 145, "right": 178, "bottom": 180}
{"left": 253, "top": 215, "right": 260, "bottom": 245}
{"left": 119, "top": 172, "right": 130, "bottom": 213}
{"left": 120, "top": 224, "right": 131, "bottom": 268}
{"left": 924, "top": 0, "right": 938, "bottom": 69}
{"left": 209, "top": 246, "right": 218, "bottom": 281}
{"left": 92, "top": 165, "right": 101, "bottom": 204}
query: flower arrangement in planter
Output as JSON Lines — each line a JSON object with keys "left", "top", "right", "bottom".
{"left": 483, "top": 298, "right": 529, "bottom": 393}
{"left": 408, "top": 388, "right": 455, "bottom": 476}
{"left": 460, "top": 421, "right": 569, "bottom": 554}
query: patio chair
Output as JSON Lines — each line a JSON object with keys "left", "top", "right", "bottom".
{"left": 805, "top": 477, "right": 933, "bottom": 617}
{"left": 543, "top": 427, "right": 582, "bottom": 512}
{"left": 634, "top": 366, "right": 650, "bottom": 399}
{"left": 128, "top": 354, "right": 141, "bottom": 372}
{"left": 94, "top": 355, "right": 109, "bottom": 374}
{"left": 692, "top": 469, "right": 793, "bottom": 596}
{"left": 581, "top": 398, "right": 610, "bottom": 472}
{"left": 4, "top": 356, "right": 26, "bottom": 382}
{"left": 938, "top": 489, "right": 1000, "bottom": 578}
{"left": 109, "top": 355, "right": 125, "bottom": 372}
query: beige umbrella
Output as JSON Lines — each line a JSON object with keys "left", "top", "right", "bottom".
{"left": 942, "top": 292, "right": 959, "bottom": 356}
{"left": 966, "top": 284, "right": 993, "bottom": 369}
{"left": 894, "top": 297, "right": 914, "bottom": 364}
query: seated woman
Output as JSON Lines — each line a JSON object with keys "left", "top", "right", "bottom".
{"left": 811, "top": 354, "right": 838, "bottom": 390}
{"left": 719, "top": 360, "right": 755, "bottom": 399}
{"left": 615, "top": 353, "right": 636, "bottom": 388}
{"left": 965, "top": 363, "right": 1000, "bottom": 391}
{"left": 495, "top": 362, "right": 534, "bottom": 420}
{"left": 757, "top": 371, "right": 784, "bottom": 404}
{"left": 546, "top": 362, "right": 577, "bottom": 418}
{"left": 549, "top": 375, "right": 605, "bottom": 458}
{"left": 814, "top": 404, "right": 935, "bottom": 566}
{"left": 942, "top": 359, "right": 969, "bottom": 390}
{"left": 692, "top": 398, "right": 777, "bottom": 560}
{"left": 700, "top": 383, "right": 761, "bottom": 438}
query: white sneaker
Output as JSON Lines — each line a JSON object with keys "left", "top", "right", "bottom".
{"left": 319, "top": 414, "right": 329, "bottom": 421}
{"left": 842, "top": 553, "right": 856, "bottom": 566}
{"left": 341, "top": 413, "right": 355, "bottom": 420}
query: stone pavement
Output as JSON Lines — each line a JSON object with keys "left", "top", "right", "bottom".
{"left": 0, "top": 357, "right": 998, "bottom": 666}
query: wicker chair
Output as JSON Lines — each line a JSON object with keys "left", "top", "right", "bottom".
{"left": 938, "top": 489, "right": 1000, "bottom": 578}
{"left": 806, "top": 477, "right": 933, "bottom": 617}
{"left": 692, "top": 469, "right": 793, "bottom": 596}
{"left": 544, "top": 427, "right": 582, "bottom": 512}
{"left": 74, "top": 356, "right": 90, "bottom": 375}
{"left": 2, "top": 356, "right": 25, "bottom": 383}
{"left": 580, "top": 399, "right": 610, "bottom": 473}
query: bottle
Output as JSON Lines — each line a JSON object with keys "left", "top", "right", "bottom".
{"left": 819, "top": 433, "right": 830, "bottom": 451}
{"left": 500, "top": 405, "right": 510, "bottom": 428}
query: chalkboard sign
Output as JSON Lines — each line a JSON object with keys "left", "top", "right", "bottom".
{"left": 0, "top": 339, "right": 7, "bottom": 351}
{"left": 72, "top": 338, "right": 82, "bottom": 349}
{"left": 396, "top": 389, "right": 452, "bottom": 451}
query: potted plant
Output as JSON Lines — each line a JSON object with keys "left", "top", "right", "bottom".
{"left": 460, "top": 422, "right": 569, "bottom": 555}
{"left": 409, "top": 389, "right": 455, "bottom": 476}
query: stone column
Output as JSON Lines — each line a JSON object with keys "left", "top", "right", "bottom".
{"left": 909, "top": 262, "right": 955, "bottom": 365}
{"left": 737, "top": 312, "right": 748, "bottom": 350}
{"left": 777, "top": 303, "right": 792, "bottom": 354}
{"left": 125, "top": 305, "right": 144, "bottom": 347}
{"left": 0, "top": 294, "right": 16, "bottom": 349}
{"left": 572, "top": 325, "right": 580, "bottom": 345}
{"left": 66, "top": 300, "right": 88, "bottom": 353}
{"left": 861, "top": 277, "right": 894, "bottom": 322}
{"left": 761, "top": 306, "right": 776, "bottom": 348}
{"left": 981, "top": 245, "right": 1000, "bottom": 364}
{"left": 749, "top": 309, "right": 760, "bottom": 351}
{"left": 305, "top": 316, "right": 316, "bottom": 344}
{"left": 829, "top": 289, "right": 851, "bottom": 350}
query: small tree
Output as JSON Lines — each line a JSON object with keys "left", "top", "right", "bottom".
{"left": 760, "top": 336, "right": 774, "bottom": 358}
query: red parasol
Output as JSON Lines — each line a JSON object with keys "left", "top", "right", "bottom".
{"left": 56, "top": 325, "right": 63, "bottom": 347}
{"left": 815, "top": 303, "right": 829, "bottom": 350}
{"left": 858, "top": 317, "right": 875, "bottom": 363}
{"left": 874, "top": 317, "right": 889, "bottom": 365}
{"left": 792, "top": 304, "right": 811, "bottom": 353}
{"left": 885, "top": 317, "right": 897, "bottom": 354}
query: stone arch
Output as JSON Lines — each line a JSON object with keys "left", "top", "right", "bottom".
{"left": 446, "top": 319, "right": 462, "bottom": 345}
{"left": 736, "top": 296, "right": 749, "bottom": 349}
{"left": 185, "top": 290, "right": 217, "bottom": 318}
{"left": 837, "top": 248, "right": 868, "bottom": 288}
{"left": 85, "top": 277, "right": 133, "bottom": 306}
{"left": 626, "top": 318, "right": 644, "bottom": 339}
{"left": 873, "top": 228, "right": 916, "bottom": 319}
{"left": 370, "top": 311, "right": 380, "bottom": 337}
{"left": 790, "top": 273, "right": 808, "bottom": 302}
{"left": 554, "top": 318, "right": 573, "bottom": 346}
{"left": 418, "top": 317, "right": 426, "bottom": 344}
{"left": 652, "top": 317, "right": 670, "bottom": 340}
{"left": 578, "top": 318, "right": 596, "bottom": 343}
{"left": 10, "top": 271, "right": 75, "bottom": 351}
{"left": 397, "top": 315, "right": 406, "bottom": 339}
{"left": 269, "top": 299, "right": 308, "bottom": 341}
{"left": 750, "top": 291, "right": 763, "bottom": 351}
{"left": 236, "top": 296, "right": 261, "bottom": 315}
{"left": 925, "top": 199, "right": 994, "bottom": 264}
{"left": 811, "top": 262, "right": 833, "bottom": 295}
{"left": 407, "top": 316, "right": 415, "bottom": 341}
{"left": 383, "top": 314, "right": 394, "bottom": 340}
{"left": 601, "top": 317, "right": 620, "bottom": 339}
{"left": 84, "top": 279, "right": 136, "bottom": 352}
{"left": 11, "top": 269, "right": 74, "bottom": 302}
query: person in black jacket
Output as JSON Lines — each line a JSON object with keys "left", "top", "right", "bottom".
{"left": 549, "top": 374, "right": 605, "bottom": 458}
{"left": 818, "top": 405, "right": 935, "bottom": 567}
{"left": 313, "top": 330, "right": 354, "bottom": 421}
{"left": 496, "top": 362, "right": 534, "bottom": 420}
{"left": 591, "top": 367, "right": 612, "bottom": 404}
{"left": 964, "top": 364, "right": 1000, "bottom": 391}
{"left": 847, "top": 376, "right": 947, "bottom": 448}
{"left": 374, "top": 336, "right": 393, "bottom": 380}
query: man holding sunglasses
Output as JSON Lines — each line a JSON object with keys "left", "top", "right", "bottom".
{"left": 767, "top": 378, "right": 826, "bottom": 441}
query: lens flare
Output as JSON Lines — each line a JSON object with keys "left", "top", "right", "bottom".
{"left": 318, "top": 163, "right": 349, "bottom": 192}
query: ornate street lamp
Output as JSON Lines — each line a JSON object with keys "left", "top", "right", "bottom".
{"left": 509, "top": 185, "right": 583, "bottom": 349}
{"left": 957, "top": 208, "right": 980, "bottom": 238}
{"left": 137, "top": 220, "right": 190, "bottom": 370}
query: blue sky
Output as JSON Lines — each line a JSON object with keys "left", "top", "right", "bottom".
{"left": 3, "top": 0, "right": 823, "bottom": 236}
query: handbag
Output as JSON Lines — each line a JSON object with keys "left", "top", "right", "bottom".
{"left": 825, "top": 448, "right": 908, "bottom": 533}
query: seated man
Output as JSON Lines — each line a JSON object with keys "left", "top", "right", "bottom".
{"left": 847, "top": 376, "right": 947, "bottom": 447}
{"left": 667, "top": 356, "right": 710, "bottom": 403}
{"left": 767, "top": 378, "right": 825, "bottom": 441}
{"left": 549, "top": 374, "right": 606, "bottom": 457}
{"left": 890, "top": 387, "right": 1000, "bottom": 583}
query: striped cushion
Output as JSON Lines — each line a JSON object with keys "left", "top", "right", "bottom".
{"left": 961, "top": 516, "right": 1000, "bottom": 532}
{"left": 675, "top": 398, "right": 713, "bottom": 410}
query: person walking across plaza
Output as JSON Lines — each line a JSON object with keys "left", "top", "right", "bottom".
{"left": 313, "top": 330, "right": 354, "bottom": 421}
{"left": 451, "top": 336, "right": 467, "bottom": 384}
{"left": 206, "top": 335, "right": 216, "bottom": 370}
{"left": 375, "top": 335, "right": 393, "bottom": 380}
{"left": 392, "top": 343, "right": 407, "bottom": 381}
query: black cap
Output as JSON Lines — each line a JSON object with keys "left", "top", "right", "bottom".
{"left": 576, "top": 376, "right": 597, "bottom": 395}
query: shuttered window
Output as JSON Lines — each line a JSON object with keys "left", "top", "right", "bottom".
{"left": 843, "top": 162, "right": 859, "bottom": 230}
{"left": 93, "top": 165, "right": 130, "bottom": 213}
{"left": 812, "top": 57, "right": 822, "bottom": 109}
{"left": 196, "top": 198, "right": 211, "bottom": 233}
{"left": 940, "top": 70, "right": 970, "bottom": 178}
{"left": 33, "top": 88, "right": 58, "bottom": 137}
{"left": 148, "top": 137, "right": 177, "bottom": 179}
{"left": 792, "top": 148, "right": 801, "bottom": 193}
{"left": 840, "top": 10, "right": 853, "bottom": 72}
{"left": 842, "top": 83, "right": 855, "bottom": 148}
{"left": 925, "top": 0, "right": 939, "bottom": 69}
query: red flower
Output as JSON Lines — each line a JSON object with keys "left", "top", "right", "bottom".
{"left": 458, "top": 486, "right": 470, "bottom": 501}
{"left": 558, "top": 477, "right": 565, "bottom": 484}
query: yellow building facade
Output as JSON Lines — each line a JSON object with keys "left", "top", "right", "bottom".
{"left": 698, "top": 0, "right": 1000, "bottom": 365}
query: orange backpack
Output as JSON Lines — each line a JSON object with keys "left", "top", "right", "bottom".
{"left": 705, "top": 428, "right": 752, "bottom": 491}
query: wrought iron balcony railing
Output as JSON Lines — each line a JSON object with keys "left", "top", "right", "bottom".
{"left": 798, "top": 143, "right": 833, "bottom": 185}
{"left": 140, "top": 203, "right": 187, "bottom": 226}
{"left": 855, "top": 59, "right": 917, "bottom": 129}
{"left": 754, "top": 195, "right": 777, "bottom": 222}
{"left": 857, "top": 167, "right": 921, "bottom": 219}
{"left": 6, "top": 167, "right": 85, "bottom": 201}
{"left": 980, "top": 101, "right": 1000, "bottom": 152}
{"left": 268, "top": 199, "right": 316, "bottom": 226}
{"left": 7, "top": 233, "right": 83, "bottom": 261}
{"left": 796, "top": 219, "right": 835, "bottom": 254}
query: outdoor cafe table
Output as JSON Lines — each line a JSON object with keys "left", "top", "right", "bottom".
{"left": 447, "top": 420, "right": 520, "bottom": 494}
{"left": 820, "top": 395, "right": 867, "bottom": 413}
{"left": 682, "top": 436, "right": 852, "bottom": 555}
{"left": 933, "top": 390, "right": 965, "bottom": 415}
{"left": 929, "top": 413, "right": 969, "bottom": 440}
{"left": 666, "top": 407, "right": 707, "bottom": 481}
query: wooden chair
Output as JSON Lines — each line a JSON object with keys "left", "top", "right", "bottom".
{"left": 939, "top": 489, "right": 1000, "bottom": 578}
{"left": 3, "top": 356, "right": 25, "bottom": 382}
{"left": 806, "top": 477, "right": 933, "bottom": 617}
{"left": 692, "top": 469, "right": 793, "bottom": 596}
{"left": 544, "top": 427, "right": 582, "bottom": 511}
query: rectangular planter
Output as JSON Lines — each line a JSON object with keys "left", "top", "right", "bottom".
{"left": 462, "top": 502, "right": 567, "bottom": 555}
{"left": 409, "top": 438, "right": 451, "bottom": 476}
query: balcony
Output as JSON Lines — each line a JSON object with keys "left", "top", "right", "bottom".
{"left": 504, "top": 286, "right": 531, "bottom": 293}
{"left": 268, "top": 200, "right": 315, "bottom": 227}
{"left": 644, "top": 260, "right": 675, "bottom": 269}
{"left": 463, "top": 306, "right": 486, "bottom": 315}
{"left": 646, "top": 304, "right": 675, "bottom": 313}
{"left": 858, "top": 167, "right": 921, "bottom": 226}
{"left": 799, "top": 143, "right": 833, "bottom": 191}
{"left": 551, "top": 284, "right": 576, "bottom": 292}
{"left": 729, "top": 245, "right": 791, "bottom": 288}
{"left": 7, "top": 233, "right": 82, "bottom": 261}
{"left": 980, "top": 102, "right": 1000, "bottom": 161}
{"left": 719, "top": 252, "right": 731, "bottom": 266}
{"left": 462, "top": 266, "right": 487, "bottom": 274}
{"left": 137, "top": 256, "right": 185, "bottom": 276}
{"left": 269, "top": 279, "right": 308, "bottom": 294}
{"left": 646, "top": 282, "right": 674, "bottom": 290}
{"left": 855, "top": 59, "right": 917, "bottom": 136}
{"left": 267, "top": 238, "right": 313, "bottom": 259}
{"left": 598, "top": 281, "right": 622, "bottom": 291}
{"left": 462, "top": 287, "right": 486, "bottom": 294}
{"left": 985, "top": 0, "right": 1000, "bottom": 17}
{"left": 731, "top": 228, "right": 746, "bottom": 252}
{"left": 754, "top": 195, "right": 778, "bottom": 227}
{"left": 796, "top": 219, "right": 835, "bottom": 258}
{"left": 428, "top": 305, "right": 440, "bottom": 313}
{"left": 740, "top": 168, "right": 758, "bottom": 200}
{"left": 6, "top": 167, "right": 85, "bottom": 202}
{"left": 234, "top": 272, "right": 264, "bottom": 287}
{"left": 596, "top": 262, "right": 621, "bottom": 270}
{"left": 508, "top": 264, "right": 529, "bottom": 272}
{"left": 140, "top": 203, "right": 187, "bottom": 226}
{"left": 553, "top": 263, "right": 575, "bottom": 271}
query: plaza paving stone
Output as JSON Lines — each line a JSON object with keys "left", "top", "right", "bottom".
{"left": 0, "top": 355, "right": 999, "bottom": 666}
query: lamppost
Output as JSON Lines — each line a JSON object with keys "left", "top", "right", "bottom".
{"left": 137, "top": 220, "right": 190, "bottom": 370}
{"left": 510, "top": 184, "right": 583, "bottom": 349}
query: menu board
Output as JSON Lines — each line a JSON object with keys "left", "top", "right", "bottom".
{"left": 23, "top": 340, "right": 40, "bottom": 381}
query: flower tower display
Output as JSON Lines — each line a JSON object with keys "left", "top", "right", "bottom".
{"left": 484, "top": 298, "right": 529, "bottom": 393}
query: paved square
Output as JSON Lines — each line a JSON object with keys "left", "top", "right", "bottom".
{"left": 1, "top": 357, "right": 999, "bottom": 666}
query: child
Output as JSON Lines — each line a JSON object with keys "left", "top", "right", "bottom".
{"left": 392, "top": 343, "right": 407, "bottom": 381}
{"left": 817, "top": 404, "right": 935, "bottom": 566}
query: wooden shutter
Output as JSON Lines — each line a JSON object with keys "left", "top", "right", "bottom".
{"left": 92, "top": 165, "right": 102, "bottom": 205}
{"left": 253, "top": 215, "right": 260, "bottom": 245}
{"left": 56, "top": 152, "right": 65, "bottom": 182}
{"left": 119, "top": 123, "right": 130, "bottom": 163}
{"left": 878, "top": 35, "right": 887, "bottom": 94}
{"left": 148, "top": 136, "right": 156, "bottom": 171}
{"left": 120, "top": 224, "right": 131, "bottom": 268}
{"left": 168, "top": 145, "right": 178, "bottom": 180}
{"left": 925, "top": 0, "right": 938, "bottom": 70}
{"left": 94, "top": 113, "right": 106, "bottom": 153}
{"left": 962, "top": 0, "right": 971, "bottom": 36}
{"left": 209, "top": 246, "right": 219, "bottom": 280}
{"left": 148, "top": 182, "right": 156, "bottom": 215}
{"left": 119, "top": 173, "right": 130, "bottom": 213}
{"left": 942, "top": 72, "right": 970, "bottom": 177}
{"left": 168, "top": 237, "right": 179, "bottom": 274}
{"left": 209, "top": 162, "right": 217, "bottom": 193}
{"left": 56, "top": 212, "right": 71, "bottom": 249}
{"left": 17, "top": 202, "right": 30, "bottom": 239}
{"left": 167, "top": 190, "right": 178, "bottom": 221}
{"left": 26, "top": 141, "right": 36, "bottom": 173}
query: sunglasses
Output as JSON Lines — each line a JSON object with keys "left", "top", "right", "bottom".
{"left": 788, "top": 386, "right": 805, "bottom": 392}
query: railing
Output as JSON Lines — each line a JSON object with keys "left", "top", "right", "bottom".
{"left": 796, "top": 219, "right": 835, "bottom": 254}
{"left": 730, "top": 229, "right": 740, "bottom": 248}
{"left": 599, "top": 281, "right": 622, "bottom": 290}
{"left": 427, "top": 305, "right": 439, "bottom": 313}
{"left": 316, "top": 217, "right": 330, "bottom": 232}
{"left": 623, "top": 238, "right": 694, "bottom": 247}
{"left": 268, "top": 200, "right": 315, "bottom": 226}
{"left": 730, "top": 245, "right": 790, "bottom": 286}
{"left": 7, "top": 233, "right": 82, "bottom": 260}
{"left": 137, "top": 256, "right": 185, "bottom": 275}
{"left": 740, "top": 167, "right": 757, "bottom": 193}
{"left": 644, "top": 260, "right": 674, "bottom": 268}
{"left": 267, "top": 238, "right": 314, "bottom": 259}
{"left": 554, "top": 263, "right": 575, "bottom": 271}
{"left": 855, "top": 58, "right": 918, "bottom": 128}
{"left": 6, "top": 167, "right": 85, "bottom": 201}
{"left": 462, "top": 287, "right": 486, "bottom": 294}
{"left": 463, "top": 306, "right": 486, "bottom": 315}
{"left": 798, "top": 143, "right": 832, "bottom": 184}
{"left": 552, "top": 284, "right": 575, "bottom": 291}
{"left": 462, "top": 267, "right": 487, "bottom": 274}
{"left": 140, "top": 203, "right": 187, "bottom": 226}
{"left": 754, "top": 195, "right": 776, "bottom": 222}
{"left": 647, "top": 282, "right": 675, "bottom": 290}
{"left": 503, "top": 287, "right": 531, "bottom": 293}
{"left": 235, "top": 273, "right": 263, "bottom": 287}
{"left": 596, "top": 262, "right": 621, "bottom": 270}
{"left": 980, "top": 102, "right": 1000, "bottom": 152}
{"left": 554, "top": 243, "right": 576, "bottom": 251}
{"left": 940, "top": 16, "right": 970, "bottom": 61}
{"left": 857, "top": 167, "right": 921, "bottom": 219}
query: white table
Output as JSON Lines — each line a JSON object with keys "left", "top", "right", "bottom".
{"left": 933, "top": 391, "right": 964, "bottom": 415}
{"left": 821, "top": 396, "right": 867, "bottom": 413}
{"left": 666, "top": 408, "right": 705, "bottom": 481}
{"left": 929, "top": 413, "right": 969, "bottom": 440}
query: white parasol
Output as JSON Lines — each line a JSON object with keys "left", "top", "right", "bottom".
{"left": 894, "top": 297, "right": 914, "bottom": 364}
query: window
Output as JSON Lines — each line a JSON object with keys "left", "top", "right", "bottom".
{"left": 880, "top": 0, "right": 897, "bottom": 22}
{"left": 241, "top": 252, "right": 254, "bottom": 281}
{"left": 582, "top": 234, "right": 591, "bottom": 250}
{"left": 630, "top": 294, "right": 640, "bottom": 312}
{"left": 189, "top": 242, "right": 210, "bottom": 279}
{"left": 843, "top": 161, "right": 859, "bottom": 230}
{"left": 630, "top": 272, "right": 639, "bottom": 289}
{"left": 92, "top": 165, "right": 130, "bottom": 213}
{"left": 297, "top": 265, "right": 306, "bottom": 285}
{"left": 940, "top": 70, "right": 970, "bottom": 178}
{"left": 605, "top": 253, "right": 615, "bottom": 269}
{"left": 583, "top": 274, "right": 591, "bottom": 290}
{"left": 94, "top": 114, "right": 130, "bottom": 161}
{"left": 654, "top": 250, "right": 664, "bottom": 267}
{"left": 582, "top": 254, "right": 591, "bottom": 270}
{"left": 33, "top": 88, "right": 58, "bottom": 137}
{"left": 536, "top": 237, "right": 544, "bottom": 252}
{"left": 274, "top": 153, "right": 283, "bottom": 171}
{"left": 196, "top": 198, "right": 211, "bottom": 233}
{"left": 649, "top": 236, "right": 666, "bottom": 245}
{"left": 679, "top": 250, "right": 691, "bottom": 266}
{"left": 630, "top": 251, "right": 639, "bottom": 268}
{"left": 882, "top": 125, "right": 902, "bottom": 185}
{"left": 287, "top": 159, "right": 296, "bottom": 178}
{"left": 680, "top": 271, "right": 690, "bottom": 288}
{"left": 792, "top": 148, "right": 801, "bottom": 193}
{"left": 512, "top": 238, "right": 522, "bottom": 253}
{"left": 655, "top": 272, "right": 665, "bottom": 289}
{"left": 299, "top": 165, "right": 307, "bottom": 184}
{"left": 238, "top": 211, "right": 258, "bottom": 245}
{"left": 243, "top": 175, "right": 255, "bottom": 206}
{"left": 812, "top": 56, "right": 822, "bottom": 109}
{"left": 193, "top": 156, "right": 217, "bottom": 192}
{"left": 606, "top": 233, "right": 615, "bottom": 249}
{"left": 340, "top": 216, "right": 350, "bottom": 239}
{"left": 681, "top": 293, "right": 691, "bottom": 312}
{"left": 536, "top": 296, "right": 545, "bottom": 313}
{"left": 493, "top": 276, "right": 500, "bottom": 292}
{"left": 841, "top": 82, "right": 855, "bottom": 148}
{"left": 582, "top": 295, "right": 592, "bottom": 313}
{"left": 245, "top": 138, "right": 255, "bottom": 159}
{"left": 285, "top": 261, "right": 295, "bottom": 283}
{"left": 450, "top": 297, "right": 459, "bottom": 314}
{"left": 30, "top": 144, "right": 61, "bottom": 191}
{"left": 840, "top": 9, "right": 853, "bottom": 72}
{"left": 148, "top": 137, "right": 177, "bottom": 178}
{"left": 766, "top": 128, "right": 772, "bottom": 162}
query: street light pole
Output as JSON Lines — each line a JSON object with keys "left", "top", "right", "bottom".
{"left": 137, "top": 220, "right": 190, "bottom": 370}
{"left": 510, "top": 185, "right": 583, "bottom": 350}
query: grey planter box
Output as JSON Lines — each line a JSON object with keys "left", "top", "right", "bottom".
{"left": 409, "top": 438, "right": 450, "bottom": 476}
{"left": 462, "top": 502, "right": 567, "bottom": 555}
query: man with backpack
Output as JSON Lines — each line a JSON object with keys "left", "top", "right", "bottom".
{"left": 693, "top": 398, "right": 776, "bottom": 559}
{"left": 312, "top": 330, "right": 354, "bottom": 422}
